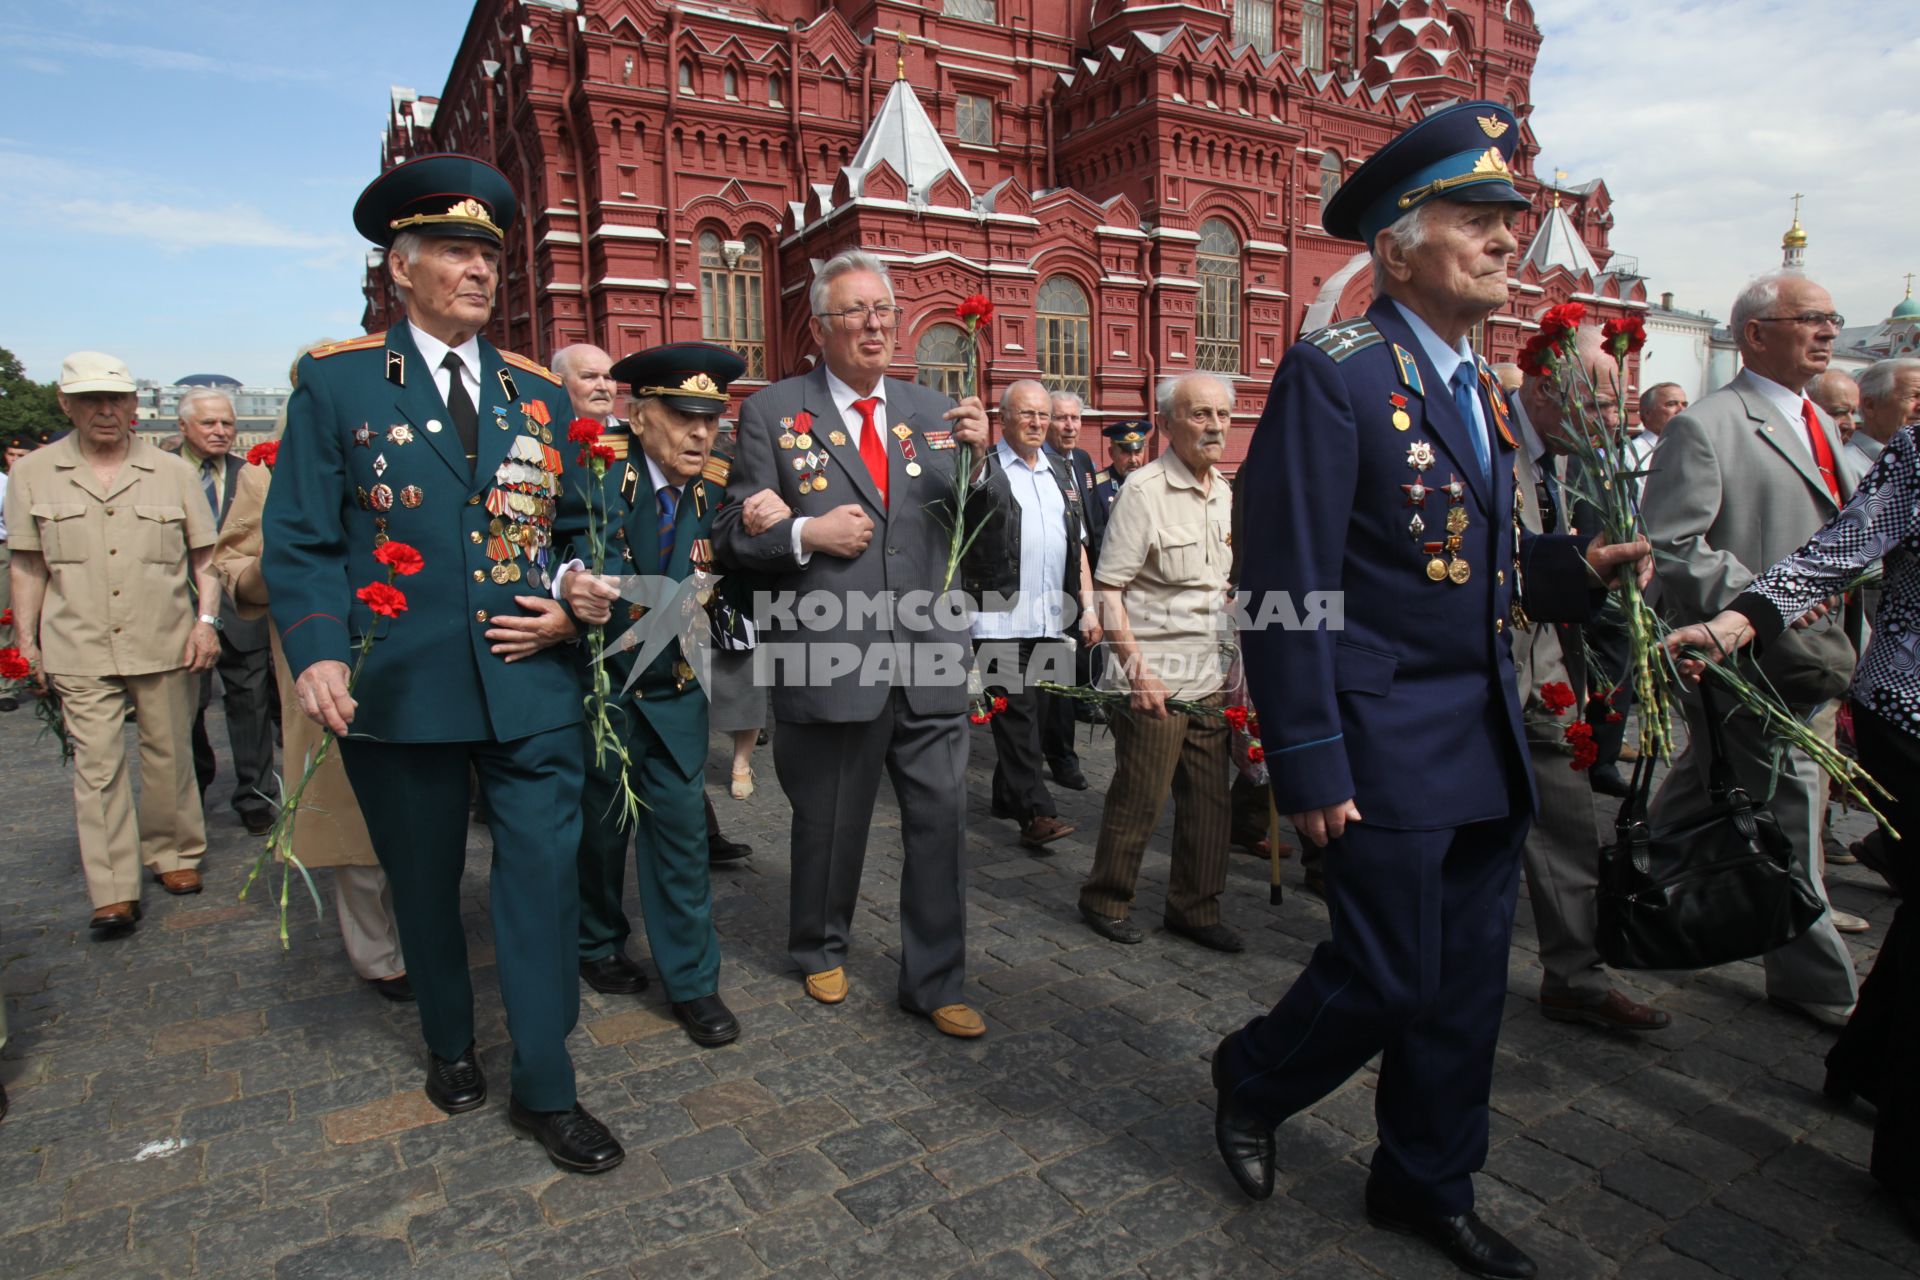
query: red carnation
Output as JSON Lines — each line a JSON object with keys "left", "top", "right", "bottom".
{"left": 567, "top": 418, "right": 603, "bottom": 445}
{"left": 1223, "top": 705, "right": 1250, "bottom": 732}
{"left": 1602, "top": 314, "right": 1647, "bottom": 359}
{"left": 1563, "top": 719, "right": 1598, "bottom": 770}
{"left": 1539, "top": 681, "right": 1576, "bottom": 715}
{"left": 992, "top": 695, "right": 1008, "bottom": 714}
{"left": 1605, "top": 711, "right": 1624, "bottom": 724}
{"left": 0, "top": 647, "right": 29, "bottom": 681}
{"left": 356, "top": 581, "right": 409, "bottom": 618}
{"left": 1247, "top": 715, "right": 1260, "bottom": 739}
{"left": 1247, "top": 744, "right": 1266, "bottom": 764}
{"left": 373, "top": 540, "right": 425, "bottom": 577}
{"left": 245, "top": 440, "right": 279, "bottom": 469}
{"left": 0, "top": 608, "right": 12, "bottom": 626}
{"left": 956, "top": 294, "right": 994, "bottom": 324}
{"left": 591, "top": 443, "right": 618, "bottom": 467}
{"left": 1517, "top": 334, "right": 1557, "bottom": 379}
{"left": 1539, "top": 301, "right": 1586, "bottom": 338}
{"left": 969, "top": 711, "right": 991, "bottom": 725}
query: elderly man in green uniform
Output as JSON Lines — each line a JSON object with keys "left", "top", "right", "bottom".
{"left": 263, "top": 154, "right": 622, "bottom": 1175}
{"left": 556, "top": 342, "right": 751, "bottom": 1048}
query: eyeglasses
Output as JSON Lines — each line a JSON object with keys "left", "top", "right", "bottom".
{"left": 1754, "top": 312, "right": 1845, "bottom": 330}
{"left": 816, "top": 303, "right": 902, "bottom": 330}
{"left": 1006, "top": 409, "right": 1051, "bottom": 422}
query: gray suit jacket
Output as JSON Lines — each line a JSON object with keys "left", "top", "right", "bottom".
{"left": 161, "top": 445, "right": 269, "bottom": 651}
{"left": 714, "top": 367, "right": 1009, "bottom": 723}
{"left": 1640, "top": 369, "right": 1856, "bottom": 705}
{"left": 1511, "top": 428, "right": 1579, "bottom": 709}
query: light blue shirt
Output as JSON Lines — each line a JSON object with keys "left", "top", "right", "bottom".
{"left": 972, "top": 439, "right": 1068, "bottom": 640}
{"left": 1391, "top": 299, "right": 1489, "bottom": 468}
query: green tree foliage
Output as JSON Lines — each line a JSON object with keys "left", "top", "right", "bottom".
{"left": 0, "top": 346, "right": 68, "bottom": 441}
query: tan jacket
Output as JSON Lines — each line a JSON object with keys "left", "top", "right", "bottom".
{"left": 213, "top": 463, "right": 377, "bottom": 868}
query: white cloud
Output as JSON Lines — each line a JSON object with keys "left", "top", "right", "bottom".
{"left": 0, "top": 28, "right": 326, "bottom": 83}
{"left": 1531, "top": 0, "right": 1920, "bottom": 328}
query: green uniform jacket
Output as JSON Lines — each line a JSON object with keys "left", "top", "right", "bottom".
{"left": 262, "top": 325, "right": 585, "bottom": 744}
{"left": 555, "top": 444, "right": 735, "bottom": 780}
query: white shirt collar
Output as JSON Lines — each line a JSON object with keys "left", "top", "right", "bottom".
{"left": 997, "top": 438, "right": 1050, "bottom": 473}
{"left": 408, "top": 320, "right": 482, "bottom": 387}
{"left": 1390, "top": 299, "right": 1473, "bottom": 387}
{"left": 824, "top": 366, "right": 887, "bottom": 424}
{"left": 1740, "top": 367, "right": 1809, "bottom": 428}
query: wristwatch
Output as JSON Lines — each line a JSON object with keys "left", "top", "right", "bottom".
{"left": 197, "top": 613, "right": 223, "bottom": 630}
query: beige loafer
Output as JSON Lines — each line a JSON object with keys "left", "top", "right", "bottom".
{"left": 804, "top": 966, "right": 848, "bottom": 1004}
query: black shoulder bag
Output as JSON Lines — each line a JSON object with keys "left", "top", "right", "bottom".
{"left": 1596, "top": 682, "right": 1826, "bottom": 970}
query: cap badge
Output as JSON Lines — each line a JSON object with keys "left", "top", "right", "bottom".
{"left": 1477, "top": 115, "right": 1510, "bottom": 139}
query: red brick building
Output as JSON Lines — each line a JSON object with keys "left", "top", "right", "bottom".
{"left": 366, "top": 0, "right": 1645, "bottom": 461}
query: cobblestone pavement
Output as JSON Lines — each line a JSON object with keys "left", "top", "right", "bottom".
{"left": 0, "top": 701, "right": 1911, "bottom": 1279}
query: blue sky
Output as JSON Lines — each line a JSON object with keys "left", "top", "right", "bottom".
{"left": 4, "top": 1, "right": 1917, "bottom": 387}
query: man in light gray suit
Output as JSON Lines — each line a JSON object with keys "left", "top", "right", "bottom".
{"left": 1641, "top": 269, "right": 1860, "bottom": 1028}
{"left": 714, "top": 249, "right": 1004, "bottom": 1039}
{"left": 1512, "top": 331, "right": 1670, "bottom": 1031}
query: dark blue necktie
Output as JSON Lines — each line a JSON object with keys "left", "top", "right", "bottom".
{"left": 656, "top": 486, "right": 678, "bottom": 573}
{"left": 200, "top": 459, "right": 219, "bottom": 518}
{"left": 1453, "top": 364, "right": 1490, "bottom": 489}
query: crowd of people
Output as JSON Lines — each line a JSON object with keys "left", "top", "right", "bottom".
{"left": 3, "top": 98, "right": 1916, "bottom": 1273}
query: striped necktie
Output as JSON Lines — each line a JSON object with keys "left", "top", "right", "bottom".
{"left": 656, "top": 486, "right": 678, "bottom": 573}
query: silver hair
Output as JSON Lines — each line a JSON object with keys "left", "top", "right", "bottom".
{"left": 1000, "top": 379, "right": 1050, "bottom": 418}
{"left": 1368, "top": 202, "right": 1438, "bottom": 294}
{"left": 1048, "top": 389, "right": 1084, "bottom": 413}
{"left": 1155, "top": 372, "right": 1234, "bottom": 421}
{"left": 386, "top": 231, "right": 429, "bottom": 305}
{"left": 176, "top": 387, "right": 234, "bottom": 423}
{"left": 1856, "top": 357, "right": 1920, "bottom": 405}
{"left": 1729, "top": 271, "right": 1794, "bottom": 340}
{"left": 809, "top": 249, "right": 894, "bottom": 317}
{"left": 550, "top": 343, "right": 607, "bottom": 382}
{"left": 1637, "top": 381, "right": 1683, "bottom": 415}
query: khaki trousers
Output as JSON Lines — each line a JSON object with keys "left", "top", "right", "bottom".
{"left": 52, "top": 669, "right": 206, "bottom": 906}
{"left": 333, "top": 865, "right": 404, "bottom": 981}
{"left": 1080, "top": 692, "right": 1232, "bottom": 926}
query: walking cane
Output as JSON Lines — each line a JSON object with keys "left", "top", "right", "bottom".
{"left": 1267, "top": 790, "right": 1284, "bottom": 906}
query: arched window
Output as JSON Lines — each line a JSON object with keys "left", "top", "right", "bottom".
{"left": 699, "top": 231, "right": 767, "bottom": 379}
{"left": 1196, "top": 219, "right": 1242, "bottom": 374}
{"left": 769, "top": 72, "right": 785, "bottom": 106}
{"left": 1318, "top": 148, "right": 1343, "bottom": 205}
{"left": 1232, "top": 0, "right": 1274, "bottom": 55}
{"left": 1301, "top": 0, "right": 1327, "bottom": 72}
{"left": 916, "top": 324, "right": 973, "bottom": 400}
{"left": 1036, "top": 276, "right": 1091, "bottom": 399}
{"left": 723, "top": 67, "right": 739, "bottom": 98}
{"left": 678, "top": 60, "right": 695, "bottom": 94}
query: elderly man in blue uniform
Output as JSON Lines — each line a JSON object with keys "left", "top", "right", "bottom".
{"left": 263, "top": 154, "right": 623, "bottom": 1176}
{"left": 1086, "top": 418, "right": 1152, "bottom": 538}
{"left": 556, "top": 342, "right": 748, "bottom": 1048}
{"left": 1211, "top": 103, "right": 1650, "bottom": 1278}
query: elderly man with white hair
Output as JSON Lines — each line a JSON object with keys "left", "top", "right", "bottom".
{"left": 1849, "top": 357, "right": 1920, "bottom": 478}
{"left": 1077, "top": 372, "right": 1240, "bottom": 952}
{"left": 162, "top": 387, "right": 277, "bottom": 833}
{"left": 1641, "top": 269, "right": 1862, "bottom": 1027}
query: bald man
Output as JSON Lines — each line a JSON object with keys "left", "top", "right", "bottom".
{"left": 1807, "top": 370, "right": 1861, "bottom": 452}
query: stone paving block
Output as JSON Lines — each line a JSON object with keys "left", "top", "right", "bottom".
{"left": 629, "top": 1231, "right": 768, "bottom": 1280}
{"left": 625, "top": 1178, "right": 754, "bottom": 1251}
{"left": 933, "top": 1172, "right": 1076, "bottom": 1254}
{"left": 407, "top": 1186, "right": 546, "bottom": 1261}
{"left": 1039, "top": 1135, "right": 1166, "bottom": 1212}
{"left": 317, "top": 1088, "right": 448, "bottom": 1145}
{"left": 653, "top": 1123, "right": 760, "bottom": 1185}
{"left": 741, "top": 1195, "right": 867, "bottom": 1270}
{"left": 1140, "top": 1229, "right": 1286, "bottom": 1279}
{"left": 1530, "top": 1108, "right": 1642, "bottom": 1170}
{"left": 12, "top": 1207, "right": 133, "bottom": 1279}
{"left": 494, "top": 1204, "right": 639, "bottom": 1276}
{"left": 151, "top": 1009, "right": 267, "bottom": 1055}
{"left": 1599, "top": 1151, "right": 1711, "bottom": 1221}
{"left": 836, "top": 1161, "right": 946, "bottom": 1228}
{"left": 950, "top": 1252, "right": 1049, "bottom": 1280}
{"left": 325, "top": 1163, "right": 444, "bottom": 1232}
{"left": 292, "top": 1068, "right": 405, "bottom": 1118}
{"left": 681, "top": 1078, "right": 778, "bottom": 1129}
{"left": 921, "top": 1132, "right": 1034, "bottom": 1194}
{"left": 1619, "top": 1244, "right": 1736, "bottom": 1280}
{"left": 180, "top": 1089, "right": 294, "bottom": 1141}
{"left": 822, "top": 1209, "right": 970, "bottom": 1280}
{"left": 1033, "top": 1213, "right": 1155, "bottom": 1279}
{"left": 586, "top": 1006, "right": 679, "bottom": 1046}
{"left": 727, "top": 1146, "right": 844, "bottom": 1214}
{"left": 1663, "top": 1204, "right": 1804, "bottom": 1279}
{"left": 62, "top": 1143, "right": 206, "bottom": 1217}
{"left": 0, "top": 1175, "right": 67, "bottom": 1238}
{"left": 131, "top": 1170, "right": 266, "bottom": 1237}
{"left": 264, "top": 1140, "right": 402, "bottom": 1201}
{"left": 1545, "top": 1186, "right": 1667, "bottom": 1260}
{"left": 195, "top": 1202, "right": 331, "bottom": 1275}
{"left": 735, "top": 1095, "right": 854, "bottom": 1157}
{"left": 274, "top": 1232, "right": 413, "bottom": 1280}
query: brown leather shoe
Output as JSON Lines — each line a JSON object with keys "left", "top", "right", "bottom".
{"left": 155, "top": 869, "right": 203, "bottom": 895}
{"left": 89, "top": 902, "right": 142, "bottom": 933}
{"left": 1541, "top": 988, "right": 1671, "bottom": 1032}
{"left": 1018, "top": 814, "right": 1075, "bottom": 849}
{"left": 925, "top": 1004, "right": 986, "bottom": 1038}
{"left": 1232, "top": 834, "right": 1294, "bottom": 860}
{"left": 803, "top": 967, "right": 848, "bottom": 1004}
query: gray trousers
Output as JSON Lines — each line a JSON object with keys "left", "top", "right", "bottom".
{"left": 1651, "top": 698, "right": 1858, "bottom": 1009}
{"left": 1522, "top": 711, "right": 1608, "bottom": 1000}
{"left": 773, "top": 688, "right": 969, "bottom": 1013}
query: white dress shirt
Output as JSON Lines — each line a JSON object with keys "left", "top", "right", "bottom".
{"left": 790, "top": 369, "right": 888, "bottom": 564}
{"left": 1391, "top": 299, "right": 1491, "bottom": 466}
{"left": 972, "top": 440, "right": 1068, "bottom": 641}
{"left": 407, "top": 321, "right": 483, "bottom": 432}
{"left": 1742, "top": 368, "right": 1821, "bottom": 468}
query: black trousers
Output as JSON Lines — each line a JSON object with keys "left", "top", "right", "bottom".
{"left": 975, "top": 637, "right": 1069, "bottom": 823}
{"left": 1582, "top": 610, "right": 1635, "bottom": 767}
{"left": 1039, "top": 639, "right": 1101, "bottom": 766}
{"left": 191, "top": 633, "right": 275, "bottom": 819}
{"left": 1827, "top": 700, "right": 1919, "bottom": 1195}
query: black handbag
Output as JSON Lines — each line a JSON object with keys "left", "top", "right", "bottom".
{"left": 1596, "top": 683, "right": 1827, "bottom": 970}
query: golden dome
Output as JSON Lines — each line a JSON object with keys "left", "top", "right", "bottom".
{"left": 1782, "top": 217, "right": 1807, "bottom": 249}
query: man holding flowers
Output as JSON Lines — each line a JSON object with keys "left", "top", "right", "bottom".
{"left": 263, "top": 155, "right": 621, "bottom": 1175}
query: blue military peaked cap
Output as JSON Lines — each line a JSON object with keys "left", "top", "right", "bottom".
{"left": 352, "top": 153, "right": 518, "bottom": 248}
{"left": 1103, "top": 418, "right": 1154, "bottom": 451}
{"left": 1323, "top": 100, "right": 1529, "bottom": 247}
{"left": 610, "top": 342, "right": 747, "bottom": 416}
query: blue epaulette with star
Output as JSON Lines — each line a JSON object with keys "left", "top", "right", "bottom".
{"left": 1305, "top": 319, "right": 1383, "bottom": 362}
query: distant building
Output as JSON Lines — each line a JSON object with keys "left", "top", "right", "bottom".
{"left": 133, "top": 374, "right": 290, "bottom": 448}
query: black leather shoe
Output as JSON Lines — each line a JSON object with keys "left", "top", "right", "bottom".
{"left": 1365, "top": 1183, "right": 1536, "bottom": 1279}
{"left": 672, "top": 993, "right": 741, "bottom": 1047}
{"left": 708, "top": 833, "right": 753, "bottom": 865}
{"left": 579, "top": 953, "right": 649, "bottom": 995}
{"left": 240, "top": 809, "right": 276, "bottom": 836}
{"left": 1587, "top": 763, "right": 1631, "bottom": 798}
{"left": 424, "top": 1048, "right": 487, "bottom": 1115}
{"left": 1167, "top": 920, "right": 1245, "bottom": 953}
{"left": 1049, "top": 759, "right": 1089, "bottom": 791}
{"left": 1079, "top": 905, "right": 1144, "bottom": 944}
{"left": 369, "top": 974, "right": 414, "bottom": 1003}
{"left": 508, "top": 1097, "right": 624, "bottom": 1175}
{"left": 1211, "top": 1045, "right": 1274, "bottom": 1200}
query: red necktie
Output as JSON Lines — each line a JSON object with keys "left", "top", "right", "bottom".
{"left": 853, "top": 396, "right": 888, "bottom": 509}
{"left": 1800, "top": 398, "right": 1841, "bottom": 501}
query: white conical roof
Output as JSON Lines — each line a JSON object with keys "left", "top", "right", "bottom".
{"left": 1522, "top": 203, "right": 1600, "bottom": 277}
{"left": 845, "top": 78, "right": 973, "bottom": 207}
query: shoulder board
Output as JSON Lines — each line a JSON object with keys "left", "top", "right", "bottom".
{"left": 500, "top": 350, "right": 562, "bottom": 386}
{"left": 1091, "top": 470, "right": 1111, "bottom": 485}
{"left": 1305, "top": 320, "right": 1383, "bottom": 362}
{"left": 702, "top": 454, "right": 731, "bottom": 486}
{"left": 1390, "top": 344, "right": 1426, "bottom": 398}
{"left": 309, "top": 332, "right": 387, "bottom": 360}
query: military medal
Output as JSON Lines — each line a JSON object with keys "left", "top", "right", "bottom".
{"left": 356, "top": 486, "right": 371, "bottom": 510}
{"left": 905, "top": 462, "right": 922, "bottom": 477}
{"left": 1406, "top": 440, "right": 1435, "bottom": 470}
{"left": 493, "top": 406, "right": 511, "bottom": 431}
{"left": 792, "top": 456, "right": 808, "bottom": 472}
{"left": 1446, "top": 508, "right": 1468, "bottom": 534}
{"left": 1449, "top": 559, "right": 1471, "bottom": 584}
{"left": 370, "top": 483, "right": 394, "bottom": 512}
{"left": 425, "top": 419, "right": 443, "bottom": 434}
{"left": 400, "top": 485, "right": 424, "bottom": 509}
{"left": 1402, "top": 480, "right": 1428, "bottom": 506}
{"left": 779, "top": 431, "right": 797, "bottom": 450}
{"left": 388, "top": 424, "right": 414, "bottom": 445}
{"left": 830, "top": 431, "right": 848, "bottom": 446}
{"left": 795, "top": 432, "right": 813, "bottom": 450}
{"left": 491, "top": 563, "right": 512, "bottom": 584}
{"left": 1446, "top": 476, "right": 1465, "bottom": 503}
{"left": 1408, "top": 513, "right": 1425, "bottom": 538}
{"left": 1425, "top": 544, "right": 1449, "bottom": 581}
{"left": 372, "top": 453, "right": 388, "bottom": 477}
{"left": 353, "top": 423, "right": 373, "bottom": 448}
{"left": 891, "top": 423, "right": 912, "bottom": 440}
{"left": 372, "top": 517, "right": 389, "bottom": 547}
{"left": 1390, "top": 393, "right": 1412, "bottom": 432}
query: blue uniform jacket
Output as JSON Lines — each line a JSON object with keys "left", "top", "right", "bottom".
{"left": 1238, "top": 297, "right": 1598, "bottom": 831}
{"left": 262, "top": 324, "right": 584, "bottom": 744}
